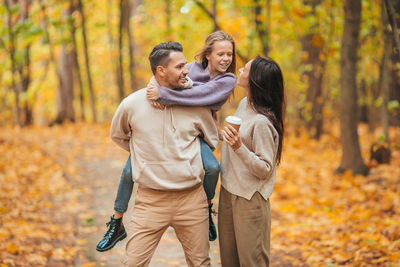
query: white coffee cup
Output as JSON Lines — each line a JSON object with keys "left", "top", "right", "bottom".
{"left": 225, "top": 116, "right": 242, "bottom": 131}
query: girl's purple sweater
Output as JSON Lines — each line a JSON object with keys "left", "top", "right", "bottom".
{"left": 157, "top": 61, "right": 237, "bottom": 111}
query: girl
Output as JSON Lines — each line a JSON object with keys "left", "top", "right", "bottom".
{"left": 97, "top": 31, "right": 237, "bottom": 252}
{"left": 219, "top": 56, "right": 285, "bottom": 267}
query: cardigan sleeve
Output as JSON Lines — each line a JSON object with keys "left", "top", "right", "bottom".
{"left": 156, "top": 73, "right": 236, "bottom": 110}
{"left": 234, "top": 118, "right": 278, "bottom": 180}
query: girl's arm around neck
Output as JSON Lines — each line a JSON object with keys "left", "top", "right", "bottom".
{"left": 157, "top": 73, "right": 237, "bottom": 108}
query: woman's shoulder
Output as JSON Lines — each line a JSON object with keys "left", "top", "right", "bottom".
{"left": 254, "top": 113, "right": 278, "bottom": 137}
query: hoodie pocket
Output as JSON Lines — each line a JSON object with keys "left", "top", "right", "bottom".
{"left": 137, "top": 160, "right": 198, "bottom": 185}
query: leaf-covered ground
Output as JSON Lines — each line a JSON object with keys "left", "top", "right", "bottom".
{"left": 0, "top": 123, "right": 399, "bottom": 266}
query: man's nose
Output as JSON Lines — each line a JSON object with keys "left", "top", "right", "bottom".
{"left": 183, "top": 66, "right": 189, "bottom": 75}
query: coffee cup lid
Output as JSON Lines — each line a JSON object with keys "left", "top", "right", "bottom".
{"left": 225, "top": 116, "right": 242, "bottom": 125}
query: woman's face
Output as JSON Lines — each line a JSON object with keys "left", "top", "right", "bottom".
{"left": 206, "top": 40, "right": 233, "bottom": 77}
{"left": 237, "top": 59, "right": 253, "bottom": 90}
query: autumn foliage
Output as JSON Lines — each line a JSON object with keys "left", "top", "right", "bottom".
{"left": 1, "top": 0, "right": 400, "bottom": 266}
{"left": 1, "top": 123, "right": 399, "bottom": 266}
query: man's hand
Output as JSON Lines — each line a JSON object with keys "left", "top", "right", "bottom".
{"left": 223, "top": 125, "right": 242, "bottom": 151}
{"left": 150, "top": 100, "right": 165, "bottom": 110}
{"left": 146, "top": 83, "right": 159, "bottom": 100}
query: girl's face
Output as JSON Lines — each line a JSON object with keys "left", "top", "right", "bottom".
{"left": 206, "top": 40, "right": 233, "bottom": 77}
{"left": 237, "top": 60, "right": 253, "bottom": 91}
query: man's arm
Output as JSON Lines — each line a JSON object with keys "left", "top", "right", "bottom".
{"left": 110, "top": 99, "right": 131, "bottom": 152}
{"left": 195, "top": 110, "right": 219, "bottom": 151}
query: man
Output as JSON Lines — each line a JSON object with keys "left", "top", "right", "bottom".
{"left": 110, "top": 42, "right": 218, "bottom": 267}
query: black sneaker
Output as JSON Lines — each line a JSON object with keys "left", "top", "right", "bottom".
{"left": 208, "top": 203, "right": 217, "bottom": 241}
{"left": 96, "top": 215, "right": 127, "bottom": 252}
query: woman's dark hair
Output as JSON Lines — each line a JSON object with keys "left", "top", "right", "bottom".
{"left": 248, "top": 56, "right": 285, "bottom": 165}
{"left": 195, "top": 31, "right": 236, "bottom": 74}
{"left": 149, "top": 42, "right": 183, "bottom": 74}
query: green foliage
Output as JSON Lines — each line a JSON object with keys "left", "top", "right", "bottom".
{"left": 388, "top": 100, "right": 399, "bottom": 113}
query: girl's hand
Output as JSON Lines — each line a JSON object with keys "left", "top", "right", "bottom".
{"left": 223, "top": 125, "right": 242, "bottom": 151}
{"left": 150, "top": 100, "right": 165, "bottom": 110}
{"left": 146, "top": 83, "right": 159, "bottom": 100}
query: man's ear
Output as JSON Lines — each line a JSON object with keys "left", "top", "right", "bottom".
{"left": 156, "top": 65, "right": 166, "bottom": 78}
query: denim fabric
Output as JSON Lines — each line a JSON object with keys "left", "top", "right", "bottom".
{"left": 113, "top": 138, "right": 220, "bottom": 212}
{"left": 113, "top": 154, "right": 134, "bottom": 213}
{"left": 199, "top": 137, "right": 220, "bottom": 200}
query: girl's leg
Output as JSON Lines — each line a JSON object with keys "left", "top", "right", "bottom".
{"left": 199, "top": 137, "right": 220, "bottom": 242}
{"left": 97, "top": 154, "right": 134, "bottom": 252}
{"left": 114, "top": 154, "right": 134, "bottom": 214}
{"left": 199, "top": 137, "right": 220, "bottom": 201}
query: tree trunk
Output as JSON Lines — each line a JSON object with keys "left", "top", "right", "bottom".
{"left": 77, "top": 0, "right": 97, "bottom": 122}
{"left": 69, "top": 0, "right": 85, "bottom": 121}
{"left": 337, "top": 0, "right": 368, "bottom": 175}
{"left": 5, "top": 0, "right": 22, "bottom": 127}
{"left": 390, "top": 0, "right": 400, "bottom": 126}
{"left": 18, "top": 45, "right": 33, "bottom": 126}
{"left": 254, "top": 0, "right": 270, "bottom": 56}
{"left": 55, "top": 44, "right": 75, "bottom": 124}
{"left": 117, "top": 0, "right": 126, "bottom": 100}
{"left": 18, "top": 0, "right": 33, "bottom": 126}
{"left": 165, "top": 0, "right": 172, "bottom": 40}
{"left": 384, "top": 0, "right": 400, "bottom": 59}
{"left": 40, "top": 0, "right": 70, "bottom": 126}
{"left": 125, "top": 0, "right": 136, "bottom": 92}
{"left": 106, "top": 0, "right": 121, "bottom": 102}
{"left": 301, "top": 0, "right": 325, "bottom": 139}
{"left": 381, "top": 1, "right": 391, "bottom": 147}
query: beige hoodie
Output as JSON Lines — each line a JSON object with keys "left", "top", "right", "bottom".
{"left": 110, "top": 77, "right": 218, "bottom": 191}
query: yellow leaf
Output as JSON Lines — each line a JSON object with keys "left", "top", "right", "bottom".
{"left": 76, "top": 239, "right": 88, "bottom": 245}
{"left": 81, "top": 263, "right": 95, "bottom": 267}
{"left": 6, "top": 243, "right": 19, "bottom": 254}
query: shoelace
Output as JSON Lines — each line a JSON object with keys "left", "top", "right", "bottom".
{"left": 104, "top": 220, "right": 116, "bottom": 239}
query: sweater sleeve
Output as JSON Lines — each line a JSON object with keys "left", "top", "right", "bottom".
{"left": 157, "top": 73, "right": 236, "bottom": 109}
{"left": 110, "top": 99, "right": 131, "bottom": 152}
{"left": 234, "top": 119, "right": 277, "bottom": 180}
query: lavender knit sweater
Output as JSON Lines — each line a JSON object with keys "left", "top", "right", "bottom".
{"left": 157, "top": 61, "right": 237, "bottom": 111}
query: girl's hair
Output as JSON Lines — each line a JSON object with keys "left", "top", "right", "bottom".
{"left": 195, "top": 31, "right": 236, "bottom": 74}
{"left": 248, "top": 56, "right": 285, "bottom": 165}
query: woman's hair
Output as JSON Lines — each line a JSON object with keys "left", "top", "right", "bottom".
{"left": 248, "top": 56, "right": 285, "bottom": 165}
{"left": 195, "top": 31, "right": 236, "bottom": 74}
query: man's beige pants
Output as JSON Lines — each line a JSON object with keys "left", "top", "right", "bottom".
{"left": 218, "top": 186, "right": 271, "bottom": 267}
{"left": 123, "top": 184, "right": 211, "bottom": 267}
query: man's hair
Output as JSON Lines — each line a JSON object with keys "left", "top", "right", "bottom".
{"left": 149, "top": 42, "right": 183, "bottom": 74}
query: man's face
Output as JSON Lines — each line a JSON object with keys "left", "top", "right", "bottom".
{"left": 160, "top": 52, "right": 189, "bottom": 89}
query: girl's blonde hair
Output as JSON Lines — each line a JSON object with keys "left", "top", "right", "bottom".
{"left": 195, "top": 31, "right": 236, "bottom": 74}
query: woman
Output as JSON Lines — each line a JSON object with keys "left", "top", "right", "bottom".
{"left": 96, "top": 31, "right": 237, "bottom": 252}
{"left": 219, "top": 56, "right": 285, "bottom": 267}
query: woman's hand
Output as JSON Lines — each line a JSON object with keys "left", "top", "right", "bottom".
{"left": 146, "top": 83, "right": 159, "bottom": 101}
{"left": 223, "top": 125, "right": 242, "bottom": 151}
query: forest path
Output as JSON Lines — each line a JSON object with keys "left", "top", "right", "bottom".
{"left": 72, "top": 138, "right": 222, "bottom": 267}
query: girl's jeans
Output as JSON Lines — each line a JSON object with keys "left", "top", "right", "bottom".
{"left": 113, "top": 137, "right": 220, "bottom": 213}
